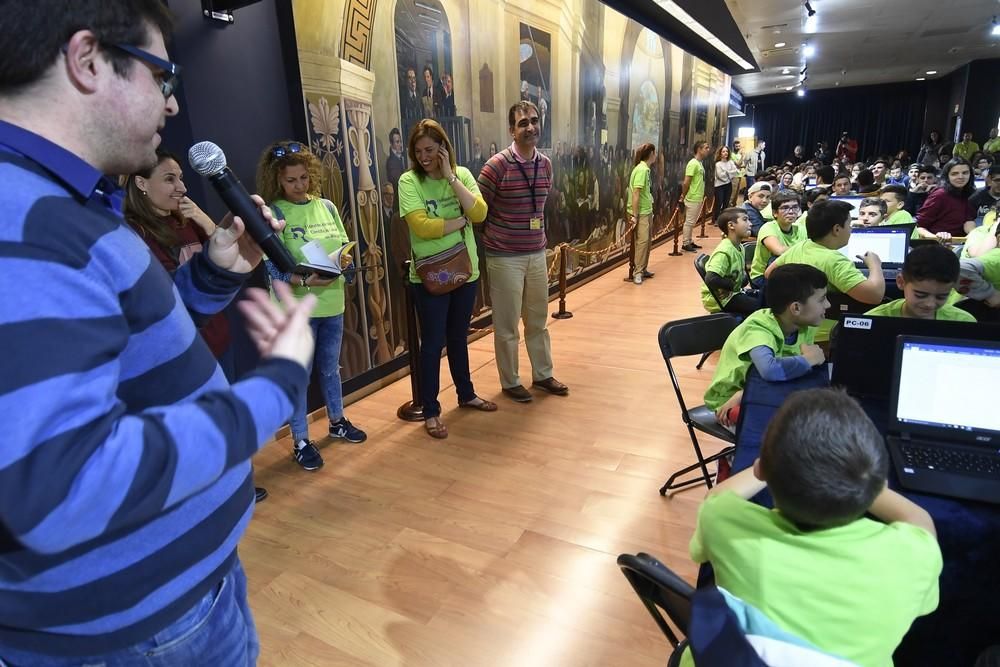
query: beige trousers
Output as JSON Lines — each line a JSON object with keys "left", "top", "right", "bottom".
{"left": 485, "top": 251, "right": 554, "bottom": 389}
{"left": 634, "top": 214, "right": 651, "bottom": 276}
{"left": 683, "top": 199, "right": 703, "bottom": 244}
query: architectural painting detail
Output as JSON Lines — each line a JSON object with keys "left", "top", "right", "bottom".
{"left": 341, "top": 0, "right": 377, "bottom": 69}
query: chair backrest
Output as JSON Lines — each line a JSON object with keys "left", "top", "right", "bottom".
{"left": 617, "top": 552, "right": 695, "bottom": 648}
{"left": 694, "top": 253, "right": 728, "bottom": 313}
{"left": 659, "top": 313, "right": 740, "bottom": 360}
{"left": 741, "top": 241, "right": 757, "bottom": 274}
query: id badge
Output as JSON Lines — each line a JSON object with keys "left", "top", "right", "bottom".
{"left": 529, "top": 216, "right": 543, "bottom": 230}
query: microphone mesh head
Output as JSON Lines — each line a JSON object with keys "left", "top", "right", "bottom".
{"left": 188, "top": 141, "right": 227, "bottom": 176}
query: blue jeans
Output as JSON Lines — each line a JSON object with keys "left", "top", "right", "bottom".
{"left": 0, "top": 559, "right": 257, "bottom": 667}
{"left": 289, "top": 315, "right": 344, "bottom": 441}
{"left": 412, "top": 280, "right": 479, "bottom": 419}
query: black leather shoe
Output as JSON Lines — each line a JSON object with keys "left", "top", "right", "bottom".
{"left": 532, "top": 377, "right": 569, "bottom": 396}
{"left": 502, "top": 385, "right": 533, "bottom": 402}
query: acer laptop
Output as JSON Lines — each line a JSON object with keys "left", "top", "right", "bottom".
{"left": 830, "top": 314, "right": 997, "bottom": 400}
{"left": 886, "top": 336, "right": 1000, "bottom": 503}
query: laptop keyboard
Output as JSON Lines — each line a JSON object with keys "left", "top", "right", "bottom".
{"left": 859, "top": 267, "right": 898, "bottom": 280}
{"left": 899, "top": 442, "right": 1000, "bottom": 477}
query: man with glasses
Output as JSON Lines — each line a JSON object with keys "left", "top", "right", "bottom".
{"left": 749, "top": 191, "right": 808, "bottom": 290}
{"left": 477, "top": 101, "right": 568, "bottom": 402}
{"left": 0, "top": 1, "right": 315, "bottom": 664}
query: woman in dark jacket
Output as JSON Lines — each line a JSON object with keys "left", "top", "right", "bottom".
{"left": 916, "top": 157, "right": 976, "bottom": 241}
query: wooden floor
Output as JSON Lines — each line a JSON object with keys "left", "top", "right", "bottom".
{"left": 244, "top": 234, "right": 728, "bottom": 666}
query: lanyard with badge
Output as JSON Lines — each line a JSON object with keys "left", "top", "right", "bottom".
{"left": 514, "top": 153, "right": 544, "bottom": 230}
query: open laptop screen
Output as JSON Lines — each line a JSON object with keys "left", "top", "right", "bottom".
{"left": 832, "top": 195, "right": 864, "bottom": 218}
{"left": 891, "top": 338, "right": 1000, "bottom": 444}
{"left": 839, "top": 227, "right": 909, "bottom": 265}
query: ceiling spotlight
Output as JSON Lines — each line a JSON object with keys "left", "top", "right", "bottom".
{"left": 802, "top": 44, "right": 816, "bottom": 58}
{"left": 782, "top": 68, "right": 790, "bottom": 74}
{"left": 926, "top": 70, "right": 937, "bottom": 75}
{"left": 797, "top": 89, "right": 806, "bottom": 97}
{"left": 804, "top": 2, "right": 816, "bottom": 17}
{"left": 916, "top": 77, "right": 926, "bottom": 81}
{"left": 993, "top": 16, "right": 1000, "bottom": 36}
{"left": 775, "top": 42, "right": 787, "bottom": 48}
{"left": 786, "top": 86, "right": 795, "bottom": 91}
{"left": 800, "top": 65, "right": 808, "bottom": 75}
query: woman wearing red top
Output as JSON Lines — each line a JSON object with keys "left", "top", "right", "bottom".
{"left": 916, "top": 157, "right": 976, "bottom": 241}
{"left": 123, "top": 149, "right": 267, "bottom": 502}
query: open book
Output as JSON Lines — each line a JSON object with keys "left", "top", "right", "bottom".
{"left": 294, "top": 240, "right": 357, "bottom": 278}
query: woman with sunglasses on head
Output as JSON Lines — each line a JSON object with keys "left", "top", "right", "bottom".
{"left": 397, "top": 119, "right": 496, "bottom": 439}
{"left": 256, "top": 141, "right": 367, "bottom": 471}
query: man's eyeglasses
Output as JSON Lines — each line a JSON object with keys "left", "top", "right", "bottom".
{"left": 271, "top": 142, "right": 304, "bottom": 160}
{"left": 778, "top": 204, "right": 801, "bottom": 212}
{"left": 109, "top": 43, "right": 181, "bottom": 99}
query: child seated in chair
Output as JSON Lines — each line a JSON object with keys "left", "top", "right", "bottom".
{"left": 687, "top": 388, "right": 941, "bottom": 667}
{"left": 865, "top": 244, "right": 976, "bottom": 321}
{"left": 856, "top": 197, "right": 886, "bottom": 227}
{"left": 749, "top": 191, "right": 807, "bottom": 289}
{"left": 701, "top": 208, "right": 759, "bottom": 316}
{"left": 704, "top": 264, "right": 828, "bottom": 428}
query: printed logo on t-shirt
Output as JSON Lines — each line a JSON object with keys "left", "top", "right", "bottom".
{"left": 425, "top": 199, "right": 439, "bottom": 217}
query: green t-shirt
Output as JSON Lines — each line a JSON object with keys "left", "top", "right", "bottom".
{"left": 397, "top": 166, "right": 481, "bottom": 283}
{"left": 774, "top": 239, "right": 866, "bottom": 294}
{"left": 273, "top": 198, "right": 349, "bottom": 318}
{"left": 627, "top": 161, "right": 653, "bottom": 215}
{"left": 750, "top": 219, "right": 806, "bottom": 280}
{"left": 761, "top": 202, "right": 775, "bottom": 223}
{"left": 953, "top": 141, "right": 980, "bottom": 160}
{"left": 866, "top": 298, "right": 976, "bottom": 322}
{"left": 985, "top": 137, "right": 1000, "bottom": 154}
{"left": 701, "top": 238, "right": 746, "bottom": 312}
{"left": 960, "top": 217, "right": 996, "bottom": 259}
{"left": 733, "top": 151, "right": 746, "bottom": 177}
{"left": 689, "top": 492, "right": 941, "bottom": 667}
{"left": 881, "top": 209, "right": 920, "bottom": 239}
{"left": 703, "top": 309, "right": 816, "bottom": 410}
{"left": 684, "top": 158, "right": 705, "bottom": 203}
{"left": 981, "top": 248, "right": 1000, "bottom": 288}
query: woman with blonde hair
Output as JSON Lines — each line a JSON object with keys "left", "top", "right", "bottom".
{"left": 396, "top": 119, "right": 496, "bottom": 439}
{"left": 256, "top": 140, "right": 366, "bottom": 471}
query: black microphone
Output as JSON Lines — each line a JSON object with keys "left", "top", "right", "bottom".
{"left": 188, "top": 141, "right": 298, "bottom": 273}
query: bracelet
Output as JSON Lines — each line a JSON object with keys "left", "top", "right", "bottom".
{"left": 447, "top": 174, "right": 457, "bottom": 185}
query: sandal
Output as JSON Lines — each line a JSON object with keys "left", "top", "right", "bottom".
{"left": 424, "top": 417, "right": 448, "bottom": 439}
{"left": 458, "top": 397, "right": 498, "bottom": 412}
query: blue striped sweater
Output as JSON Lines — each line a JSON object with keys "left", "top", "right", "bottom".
{"left": 0, "top": 121, "right": 306, "bottom": 656}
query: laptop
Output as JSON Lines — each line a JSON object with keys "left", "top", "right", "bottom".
{"left": 839, "top": 225, "right": 913, "bottom": 279}
{"left": 830, "top": 315, "right": 997, "bottom": 400}
{"left": 886, "top": 336, "right": 1000, "bottom": 503}
{"left": 832, "top": 195, "right": 864, "bottom": 219}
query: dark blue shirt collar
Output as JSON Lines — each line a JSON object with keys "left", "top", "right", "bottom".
{"left": 0, "top": 119, "right": 115, "bottom": 202}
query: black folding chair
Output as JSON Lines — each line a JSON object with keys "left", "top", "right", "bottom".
{"left": 658, "top": 314, "right": 739, "bottom": 494}
{"left": 741, "top": 241, "right": 757, "bottom": 275}
{"left": 617, "top": 552, "right": 695, "bottom": 666}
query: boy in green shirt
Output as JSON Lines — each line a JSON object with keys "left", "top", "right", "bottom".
{"left": 767, "top": 199, "right": 885, "bottom": 305}
{"left": 689, "top": 389, "right": 941, "bottom": 667}
{"left": 700, "top": 208, "right": 758, "bottom": 315}
{"left": 705, "top": 264, "right": 828, "bottom": 427}
{"left": 866, "top": 244, "right": 976, "bottom": 322}
{"left": 856, "top": 197, "right": 886, "bottom": 227}
{"left": 879, "top": 184, "right": 914, "bottom": 227}
{"left": 750, "top": 191, "right": 807, "bottom": 288}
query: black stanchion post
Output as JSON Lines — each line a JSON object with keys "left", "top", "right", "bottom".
{"left": 623, "top": 219, "right": 636, "bottom": 282}
{"left": 396, "top": 260, "right": 424, "bottom": 421}
{"left": 668, "top": 205, "right": 683, "bottom": 256}
{"left": 698, "top": 196, "right": 711, "bottom": 238}
{"left": 552, "top": 245, "right": 574, "bottom": 320}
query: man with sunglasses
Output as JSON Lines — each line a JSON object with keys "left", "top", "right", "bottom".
{"left": 0, "top": 1, "right": 315, "bottom": 664}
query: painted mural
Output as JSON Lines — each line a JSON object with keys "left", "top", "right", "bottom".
{"left": 290, "top": 0, "right": 731, "bottom": 382}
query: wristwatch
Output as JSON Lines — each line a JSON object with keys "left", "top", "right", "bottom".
{"left": 447, "top": 174, "right": 458, "bottom": 184}
{"left": 299, "top": 274, "right": 308, "bottom": 288}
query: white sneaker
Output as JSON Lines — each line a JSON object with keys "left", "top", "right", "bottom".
{"left": 633, "top": 275, "right": 643, "bottom": 285}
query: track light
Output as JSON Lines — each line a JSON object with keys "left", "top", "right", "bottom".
{"left": 804, "top": 1, "right": 816, "bottom": 17}
{"left": 993, "top": 16, "right": 1000, "bottom": 36}
{"left": 797, "top": 89, "right": 806, "bottom": 97}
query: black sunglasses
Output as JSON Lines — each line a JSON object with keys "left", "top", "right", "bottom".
{"left": 109, "top": 43, "right": 181, "bottom": 99}
{"left": 271, "top": 142, "right": 304, "bottom": 160}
